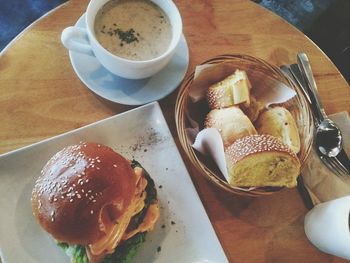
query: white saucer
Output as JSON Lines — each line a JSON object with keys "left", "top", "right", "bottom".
{"left": 68, "top": 14, "right": 189, "bottom": 106}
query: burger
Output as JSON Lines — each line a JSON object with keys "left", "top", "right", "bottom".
{"left": 31, "top": 142, "right": 160, "bottom": 263}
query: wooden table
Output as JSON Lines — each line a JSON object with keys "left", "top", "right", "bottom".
{"left": 1, "top": 1, "right": 349, "bottom": 262}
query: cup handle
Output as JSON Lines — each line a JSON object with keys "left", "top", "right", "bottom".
{"left": 61, "top": 26, "right": 94, "bottom": 56}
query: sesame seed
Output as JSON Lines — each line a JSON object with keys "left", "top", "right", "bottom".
{"left": 90, "top": 210, "right": 94, "bottom": 214}
{"left": 226, "top": 134, "right": 296, "bottom": 165}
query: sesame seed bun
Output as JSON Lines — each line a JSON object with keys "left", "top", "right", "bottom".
{"left": 31, "top": 142, "right": 136, "bottom": 245}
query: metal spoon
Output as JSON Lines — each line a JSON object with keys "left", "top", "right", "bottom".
{"left": 297, "top": 53, "right": 343, "bottom": 157}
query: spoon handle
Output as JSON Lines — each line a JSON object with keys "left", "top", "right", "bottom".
{"left": 297, "top": 53, "right": 327, "bottom": 124}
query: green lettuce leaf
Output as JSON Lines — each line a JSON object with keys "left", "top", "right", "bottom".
{"left": 58, "top": 232, "right": 146, "bottom": 263}
{"left": 58, "top": 243, "right": 89, "bottom": 263}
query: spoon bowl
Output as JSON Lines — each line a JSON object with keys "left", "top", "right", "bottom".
{"left": 315, "top": 119, "right": 343, "bottom": 157}
{"left": 297, "top": 53, "right": 344, "bottom": 158}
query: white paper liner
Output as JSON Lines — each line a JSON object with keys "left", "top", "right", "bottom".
{"left": 192, "top": 128, "right": 227, "bottom": 178}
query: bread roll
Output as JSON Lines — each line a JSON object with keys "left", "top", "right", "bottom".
{"left": 240, "top": 95, "right": 265, "bottom": 122}
{"left": 205, "top": 106, "right": 257, "bottom": 147}
{"left": 225, "top": 134, "right": 300, "bottom": 188}
{"left": 207, "top": 69, "right": 251, "bottom": 109}
{"left": 255, "top": 106, "right": 300, "bottom": 154}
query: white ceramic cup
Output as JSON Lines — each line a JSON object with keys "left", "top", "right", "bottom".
{"left": 61, "top": 0, "right": 182, "bottom": 79}
{"left": 304, "top": 195, "right": 350, "bottom": 260}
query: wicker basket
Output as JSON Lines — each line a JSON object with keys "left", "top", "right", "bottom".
{"left": 175, "top": 54, "right": 314, "bottom": 197}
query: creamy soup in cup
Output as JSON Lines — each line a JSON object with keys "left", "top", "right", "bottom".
{"left": 61, "top": 0, "right": 182, "bottom": 79}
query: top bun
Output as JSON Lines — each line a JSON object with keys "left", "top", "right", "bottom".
{"left": 31, "top": 142, "right": 136, "bottom": 245}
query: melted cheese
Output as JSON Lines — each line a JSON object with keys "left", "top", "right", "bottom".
{"left": 87, "top": 166, "right": 149, "bottom": 262}
{"left": 122, "top": 202, "right": 160, "bottom": 241}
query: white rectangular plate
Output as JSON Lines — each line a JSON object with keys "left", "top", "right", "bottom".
{"left": 0, "top": 102, "right": 228, "bottom": 263}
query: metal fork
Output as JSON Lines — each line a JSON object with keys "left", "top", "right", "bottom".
{"left": 280, "top": 64, "right": 350, "bottom": 177}
{"left": 317, "top": 154, "right": 349, "bottom": 177}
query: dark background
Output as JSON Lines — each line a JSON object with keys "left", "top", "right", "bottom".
{"left": 0, "top": 0, "right": 349, "bottom": 83}
{"left": 259, "top": 0, "right": 350, "bottom": 83}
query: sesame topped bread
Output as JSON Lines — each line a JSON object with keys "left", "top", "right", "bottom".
{"left": 207, "top": 69, "right": 251, "bottom": 109}
{"left": 205, "top": 106, "right": 257, "bottom": 148}
{"left": 255, "top": 107, "right": 301, "bottom": 154}
{"left": 202, "top": 68, "right": 302, "bottom": 189}
{"left": 225, "top": 134, "right": 300, "bottom": 188}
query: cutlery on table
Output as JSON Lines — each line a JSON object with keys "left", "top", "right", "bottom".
{"left": 286, "top": 64, "right": 349, "bottom": 175}
{"left": 296, "top": 53, "right": 350, "bottom": 175}
{"left": 280, "top": 60, "right": 350, "bottom": 176}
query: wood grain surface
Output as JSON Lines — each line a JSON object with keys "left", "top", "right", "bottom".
{"left": 0, "top": 0, "right": 349, "bottom": 262}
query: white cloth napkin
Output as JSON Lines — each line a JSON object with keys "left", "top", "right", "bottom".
{"left": 302, "top": 111, "right": 350, "bottom": 205}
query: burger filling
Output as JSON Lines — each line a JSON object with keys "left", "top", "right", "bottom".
{"left": 58, "top": 160, "right": 159, "bottom": 263}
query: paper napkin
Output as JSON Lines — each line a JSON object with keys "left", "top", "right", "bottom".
{"left": 302, "top": 111, "right": 350, "bottom": 205}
